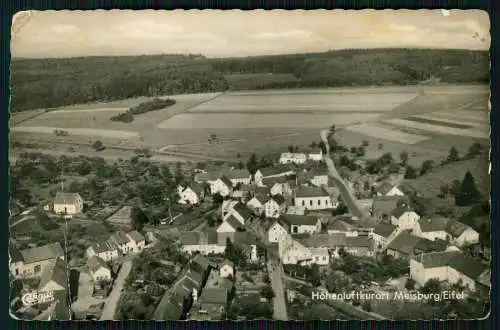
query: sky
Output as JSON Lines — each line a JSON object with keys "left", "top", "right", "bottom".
{"left": 11, "top": 9, "right": 490, "bottom": 59}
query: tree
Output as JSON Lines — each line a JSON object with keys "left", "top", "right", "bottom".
{"left": 246, "top": 153, "right": 258, "bottom": 174}
{"left": 362, "top": 300, "right": 372, "bottom": 312}
{"left": 438, "top": 184, "right": 450, "bottom": 199}
{"left": 236, "top": 152, "right": 241, "bottom": 159}
{"left": 399, "top": 151, "right": 409, "bottom": 166}
{"left": 92, "top": 140, "right": 104, "bottom": 151}
{"left": 260, "top": 285, "right": 275, "bottom": 300}
{"left": 378, "top": 143, "right": 384, "bottom": 150}
{"left": 174, "top": 163, "right": 184, "bottom": 185}
{"left": 446, "top": 146, "right": 460, "bottom": 163}
{"left": 339, "top": 155, "right": 350, "bottom": 166}
{"left": 329, "top": 125, "right": 336, "bottom": 136}
{"left": 455, "top": 170, "right": 481, "bottom": 206}
{"left": 466, "top": 142, "right": 483, "bottom": 158}
{"left": 310, "top": 141, "right": 317, "bottom": 149}
{"left": 421, "top": 278, "right": 442, "bottom": 294}
{"left": 419, "top": 160, "right": 434, "bottom": 175}
{"left": 405, "top": 278, "right": 416, "bottom": 290}
{"left": 213, "top": 193, "right": 224, "bottom": 205}
{"left": 224, "top": 237, "right": 248, "bottom": 267}
{"left": 131, "top": 206, "right": 149, "bottom": 231}
{"left": 287, "top": 145, "right": 294, "bottom": 153}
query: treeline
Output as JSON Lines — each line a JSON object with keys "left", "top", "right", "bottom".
{"left": 211, "top": 48, "right": 489, "bottom": 89}
{"left": 10, "top": 54, "right": 227, "bottom": 112}
{"left": 11, "top": 49, "right": 489, "bottom": 112}
{"left": 110, "top": 98, "right": 176, "bottom": 123}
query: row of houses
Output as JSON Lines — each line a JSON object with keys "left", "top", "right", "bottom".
{"left": 279, "top": 149, "right": 323, "bottom": 165}
{"left": 86, "top": 230, "right": 146, "bottom": 262}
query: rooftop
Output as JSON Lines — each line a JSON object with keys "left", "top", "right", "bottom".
{"left": 387, "top": 230, "right": 422, "bottom": 255}
{"left": 38, "top": 257, "right": 68, "bottom": 291}
{"left": 375, "top": 181, "right": 394, "bottom": 195}
{"left": 20, "top": 243, "right": 65, "bottom": 264}
{"left": 126, "top": 230, "right": 145, "bottom": 243}
{"left": 223, "top": 215, "right": 245, "bottom": 231}
{"left": 224, "top": 169, "right": 251, "bottom": 180}
{"left": 111, "top": 231, "right": 131, "bottom": 245}
{"left": 392, "top": 206, "right": 414, "bottom": 218}
{"left": 90, "top": 240, "right": 118, "bottom": 254}
{"left": 295, "top": 186, "right": 329, "bottom": 198}
{"left": 281, "top": 214, "right": 319, "bottom": 227}
{"left": 105, "top": 206, "right": 133, "bottom": 225}
{"left": 87, "top": 255, "right": 110, "bottom": 273}
{"left": 297, "top": 233, "right": 347, "bottom": 248}
{"left": 179, "top": 231, "right": 218, "bottom": 246}
{"left": 54, "top": 192, "right": 81, "bottom": 205}
{"left": 199, "top": 287, "right": 228, "bottom": 305}
{"left": 258, "top": 165, "right": 294, "bottom": 177}
{"left": 372, "top": 195, "right": 410, "bottom": 218}
{"left": 418, "top": 251, "right": 489, "bottom": 281}
{"left": 373, "top": 223, "right": 397, "bottom": 237}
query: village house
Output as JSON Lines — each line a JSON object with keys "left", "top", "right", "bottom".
{"left": 254, "top": 166, "right": 295, "bottom": 186}
{"left": 104, "top": 206, "right": 133, "bottom": 229}
{"left": 282, "top": 214, "right": 322, "bottom": 235}
{"left": 37, "top": 257, "right": 68, "bottom": 294}
{"left": 264, "top": 195, "right": 287, "bottom": 218}
{"left": 390, "top": 207, "right": 420, "bottom": 230}
{"left": 294, "top": 186, "right": 333, "bottom": 210}
{"left": 217, "top": 232, "right": 260, "bottom": 263}
{"left": 180, "top": 231, "right": 225, "bottom": 255}
{"left": 86, "top": 240, "right": 120, "bottom": 262}
{"left": 53, "top": 192, "right": 84, "bottom": 216}
{"left": 410, "top": 251, "right": 490, "bottom": 292}
{"left": 227, "top": 202, "right": 254, "bottom": 225}
{"left": 279, "top": 234, "right": 313, "bottom": 265}
{"left": 219, "top": 259, "right": 235, "bottom": 278}
{"left": 387, "top": 230, "right": 448, "bottom": 260}
{"left": 221, "top": 200, "right": 239, "bottom": 218}
{"left": 286, "top": 205, "right": 306, "bottom": 215}
{"left": 110, "top": 231, "right": 134, "bottom": 254}
{"left": 192, "top": 287, "right": 229, "bottom": 320}
{"left": 413, "top": 216, "right": 479, "bottom": 247}
{"left": 308, "top": 148, "right": 323, "bottom": 161}
{"left": 178, "top": 183, "right": 205, "bottom": 205}
{"left": 370, "top": 223, "right": 399, "bottom": 250}
{"left": 374, "top": 181, "right": 405, "bottom": 197}
{"left": 217, "top": 214, "right": 245, "bottom": 233}
{"left": 87, "top": 255, "right": 112, "bottom": 282}
{"left": 224, "top": 169, "right": 252, "bottom": 186}
{"left": 371, "top": 195, "right": 410, "bottom": 221}
{"left": 246, "top": 193, "right": 268, "bottom": 215}
{"left": 194, "top": 171, "right": 221, "bottom": 184}
{"left": 326, "top": 218, "right": 359, "bottom": 237}
{"left": 342, "top": 236, "right": 375, "bottom": 257}
{"left": 279, "top": 152, "right": 307, "bottom": 165}
{"left": 262, "top": 177, "right": 294, "bottom": 197}
{"left": 296, "top": 233, "right": 347, "bottom": 259}
{"left": 210, "top": 175, "right": 233, "bottom": 197}
{"left": 267, "top": 218, "right": 291, "bottom": 244}
{"left": 125, "top": 230, "right": 146, "bottom": 253}
{"left": 10, "top": 242, "right": 65, "bottom": 278}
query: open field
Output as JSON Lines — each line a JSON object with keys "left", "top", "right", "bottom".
{"left": 224, "top": 73, "right": 299, "bottom": 90}
{"left": 383, "top": 118, "right": 488, "bottom": 139}
{"left": 343, "top": 123, "right": 430, "bottom": 144}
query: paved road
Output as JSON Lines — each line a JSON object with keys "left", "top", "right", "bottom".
{"left": 99, "top": 260, "right": 132, "bottom": 320}
{"left": 71, "top": 271, "right": 104, "bottom": 319}
{"left": 320, "top": 130, "right": 366, "bottom": 220}
{"left": 267, "top": 260, "right": 288, "bottom": 321}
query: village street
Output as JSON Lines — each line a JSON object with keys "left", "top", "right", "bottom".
{"left": 99, "top": 260, "right": 132, "bottom": 320}
{"left": 267, "top": 258, "right": 288, "bottom": 320}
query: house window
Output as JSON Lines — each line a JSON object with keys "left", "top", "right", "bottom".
{"left": 302, "top": 201, "right": 305, "bottom": 206}
{"left": 15, "top": 269, "right": 19, "bottom": 276}
{"left": 310, "top": 200, "right": 313, "bottom": 206}
{"left": 34, "top": 265, "right": 41, "bottom": 273}
{"left": 323, "top": 256, "right": 326, "bottom": 261}
{"left": 318, "top": 200, "right": 321, "bottom": 206}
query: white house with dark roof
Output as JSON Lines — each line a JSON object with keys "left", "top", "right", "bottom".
{"left": 217, "top": 214, "right": 245, "bottom": 233}
{"left": 413, "top": 217, "right": 479, "bottom": 247}
{"left": 254, "top": 166, "right": 295, "bottom": 186}
{"left": 178, "top": 183, "right": 205, "bottom": 205}
{"left": 371, "top": 195, "right": 410, "bottom": 221}
{"left": 38, "top": 257, "right": 68, "bottom": 296}
{"left": 86, "top": 240, "right": 120, "bottom": 261}
{"left": 219, "top": 259, "right": 235, "bottom": 278}
{"left": 87, "top": 255, "right": 112, "bottom": 282}
{"left": 10, "top": 242, "right": 65, "bottom": 278}
{"left": 267, "top": 219, "right": 290, "bottom": 244}
{"left": 370, "top": 223, "right": 400, "bottom": 250}
{"left": 110, "top": 231, "right": 134, "bottom": 254}
{"left": 262, "top": 177, "right": 293, "bottom": 197}
{"left": 125, "top": 230, "right": 146, "bottom": 252}
{"left": 390, "top": 207, "right": 420, "bottom": 230}
{"left": 221, "top": 200, "right": 239, "bottom": 218}
{"left": 210, "top": 175, "right": 233, "bottom": 197}
{"left": 308, "top": 148, "right": 323, "bottom": 161}
{"left": 180, "top": 231, "right": 225, "bottom": 255}
{"left": 281, "top": 214, "right": 322, "bottom": 235}
{"left": 375, "top": 181, "right": 405, "bottom": 197}
{"left": 246, "top": 194, "right": 268, "bottom": 215}
{"left": 326, "top": 218, "right": 359, "bottom": 237}
{"left": 410, "top": 251, "right": 490, "bottom": 292}
{"left": 264, "top": 195, "right": 287, "bottom": 218}
{"left": 53, "top": 192, "right": 83, "bottom": 215}
{"left": 279, "top": 152, "right": 307, "bottom": 165}
{"left": 224, "top": 169, "right": 252, "bottom": 186}
{"left": 294, "top": 186, "right": 333, "bottom": 210}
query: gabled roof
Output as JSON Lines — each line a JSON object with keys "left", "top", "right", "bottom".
{"left": 191, "top": 254, "right": 214, "bottom": 272}
{"left": 262, "top": 176, "right": 288, "bottom": 187}
{"left": 224, "top": 169, "right": 251, "bottom": 180}
{"left": 126, "top": 230, "right": 145, "bottom": 243}
{"left": 297, "top": 233, "right": 347, "bottom": 248}
{"left": 257, "top": 166, "right": 294, "bottom": 177}
{"left": 217, "top": 231, "right": 258, "bottom": 246}
{"left": 220, "top": 259, "right": 234, "bottom": 268}
{"left": 398, "top": 181, "right": 418, "bottom": 195}
{"left": 195, "top": 172, "right": 221, "bottom": 182}
{"left": 20, "top": 243, "right": 65, "bottom": 264}
{"left": 392, "top": 206, "right": 414, "bottom": 218}
{"left": 249, "top": 193, "right": 268, "bottom": 205}
{"left": 372, "top": 195, "right": 410, "bottom": 218}
{"left": 327, "top": 219, "right": 357, "bottom": 231}
{"left": 418, "top": 251, "right": 488, "bottom": 280}
{"left": 269, "top": 194, "right": 286, "bottom": 205}
{"left": 38, "top": 257, "right": 68, "bottom": 291}
{"left": 417, "top": 216, "right": 450, "bottom": 232}
{"left": 54, "top": 192, "right": 81, "bottom": 205}
{"left": 111, "top": 231, "right": 131, "bottom": 245}
{"left": 10, "top": 246, "right": 23, "bottom": 263}
{"left": 87, "top": 255, "right": 110, "bottom": 273}
{"left": 345, "top": 236, "right": 373, "bottom": 248}
{"left": 186, "top": 183, "right": 205, "bottom": 195}
{"left": 281, "top": 214, "right": 319, "bottom": 227}
{"left": 295, "top": 186, "right": 329, "bottom": 198}
{"left": 445, "top": 220, "right": 471, "bottom": 237}
{"left": 222, "top": 215, "right": 245, "bottom": 231}
{"left": 179, "top": 231, "right": 218, "bottom": 246}
{"left": 199, "top": 287, "right": 228, "bottom": 305}
{"left": 387, "top": 230, "right": 422, "bottom": 255}
{"left": 90, "top": 240, "right": 118, "bottom": 254}
{"left": 375, "top": 181, "right": 395, "bottom": 195}
{"left": 218, "top": 175, "right": 233, "bottom": 188}
{"left": 373, "top": 223, "right": 397, "bottom": 238}
{"left": 232, "top": 203, "right": 253, "bottom": 220}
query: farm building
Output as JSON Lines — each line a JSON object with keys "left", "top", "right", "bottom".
{"left": 10, "top": 242, "right": 65, "bottom": 279}
{"left": 53, "top": 192, "right": 83, "bottom": 216}
{"left": 294, "top": 186, "right": 333, "bottom": 210}
{"left": 279, "top": 152, "right": 307, "bottom": 165}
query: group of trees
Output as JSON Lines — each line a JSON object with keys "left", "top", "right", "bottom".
{"left": 12, "top": 49, "right": 487, "bottom": 112}
{"left": 110, "top": 98, "right": 176, "bottom": 123}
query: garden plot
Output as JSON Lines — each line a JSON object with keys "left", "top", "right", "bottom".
{"left": 343, "top": 123, "right": 430, "bottom": 144}
{"left": 11, "top": 126, "right": 139, "bottom": 139}
{"left": 419, "top": 110, "right": 489, "bottom": 125}
{"left": 383, "top": 118, "right": 489, "bottom": 139}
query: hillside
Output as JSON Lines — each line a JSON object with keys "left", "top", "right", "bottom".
{"left": 404, "top": 153, "right": 490, "bottom": 199}
{"left": 11, "top": 49, "right": 489, "bottom": 112}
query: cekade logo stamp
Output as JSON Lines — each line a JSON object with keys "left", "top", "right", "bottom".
{"left": 21, "top": 291, "right": 55, "bottom": 306}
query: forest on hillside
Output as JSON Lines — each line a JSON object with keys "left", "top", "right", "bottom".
{"left": 11, "top": 49, "right": 489, "bottom": 112}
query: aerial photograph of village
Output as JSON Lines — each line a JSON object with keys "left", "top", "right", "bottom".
{"left": 9, "top": 9, "right": 490, "bottom": 320}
